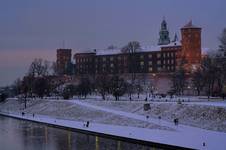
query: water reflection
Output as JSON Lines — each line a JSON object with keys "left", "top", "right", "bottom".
{"left": 0, "top": 116, "right": 165, "bottom": 150}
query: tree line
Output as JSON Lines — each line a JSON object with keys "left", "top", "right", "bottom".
{"left": 7, "top": 28, "right": 226, "bottom": 103}
{"left": 170, "top": 28, "right": 226, "bottom": 98}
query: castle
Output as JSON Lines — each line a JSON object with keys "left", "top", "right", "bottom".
{"left": 56, "top": 19, "right": 202, "bottom": 77}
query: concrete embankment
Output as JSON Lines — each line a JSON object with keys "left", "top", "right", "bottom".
{"left": 0, "top": 111, "right": 192, "bottom": 150}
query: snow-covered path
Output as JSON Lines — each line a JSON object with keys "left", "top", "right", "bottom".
{"left": 184, "top": 101, "right": 226, "bottom": 107}
{"left": 68, "top": 99, "right": 226, "bottom": 150}
{"left": 71, "top": 100, "right": 178, "bottom": 130}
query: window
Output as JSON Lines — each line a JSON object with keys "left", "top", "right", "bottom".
{"left": 103, "top": 57, "right": 106, "bottom": 61}
{"left": 148, "top": 61, "right": 152, "bottom": 65}
{"left": 148, "top": 67, "right": 153, "bottom": 72}
{"left": 140, "top": 61, "right": 144, "bottom": 66}
{"left": 157, "top": 60, "right": 161, "bottom": 65}
{"left": 110, "top": 63, "right": 114, "bottom": 67}
{"left": 110, "top": 57, "right": 114, "bottom": 61}
{"left": 140, "top": 55, "right": 144, "bottom": 59}
{"left": 148, "top": 54, "right": 152, "bottom": 58}
{"left": 157, "top": 53, "right": 161, "bottom": 58}
{"left": 171, "top": 60, "right": 174, "bottom": 64}
{"left": 171, "top": 53, "right": 174, "bottom": 57}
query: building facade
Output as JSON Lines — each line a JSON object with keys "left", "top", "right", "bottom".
{"left": 74, "top": 21, "right": 201, "bottom": 76}
{"left": 56, "top": 20, "right": 202, "bottom": 78}
{"left": 180, "top": 21, "right": 202, "bottom": 70}
{"left": 74, "top": 47, "right": 178, "bottom": 76}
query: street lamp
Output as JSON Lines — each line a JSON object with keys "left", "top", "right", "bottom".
{"left": 95, "top": 89, "right": 98, "bottom": 95}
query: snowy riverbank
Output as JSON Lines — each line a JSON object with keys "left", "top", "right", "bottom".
{"left": 0, "top": 98, "right": 226, "bottom": 150}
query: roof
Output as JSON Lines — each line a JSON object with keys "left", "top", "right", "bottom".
{"left": 202, "top": 48, "right": 210, "bottom": 55}
{"left": 95, "top": 46, "right": 162, "bottom": 56}
{"left": 94, "top": 42, "right": 181, "bottom": 56}
{"left": 160, "top": 41, "right": 181, "bottom": 48}
{"left": 182, "top": 21, "right": 201, "bottom": 29}
{"left": 96, "top": 49, "right": 122, "bottom": 56}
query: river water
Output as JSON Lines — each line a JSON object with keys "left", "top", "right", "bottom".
{"left": 0, "top": 116, "right": 166, "bottom": 150}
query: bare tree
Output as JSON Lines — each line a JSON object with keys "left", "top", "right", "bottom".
{"left": 192, "top": 69, "right": 205, "bottom": 96}
{"left": 107, "top": 45, "right": 117, "bottom": 50}
{"left": 171, "top": 66, "right": 187, "bottom": 95}
{"left": 28, "top": 58, "right": 50, "bottom": 77}
{"left": 121, "top": 41, "right": 141, "bottom": 53}
{"left": 219, "top": 28, "right": 226, "bottom": 56}
{"left": 121, "top": 41, "right": 141, "bottom": 84}
{"left": 201, "top": 57, "right": 218, "bottom": 98}
{"left": 109, "top": 76, "right": 127, "bottom": 101}
{"left": 126, "top": 82, "right": 135, "bottom": 100}
{"left": 218, "top": 28, "right": 226, "bottom": 98}
{"left": 95, "top": 74, "right": 110, "bottom": 100}
{"left": 12, "top": 78, "right": 22, "bottom": 96}
{"left": 51, "top": 62, "right": 58, "bottom": 76}
{"left": 21, "top": 76, "right": 33, "bottom": 109}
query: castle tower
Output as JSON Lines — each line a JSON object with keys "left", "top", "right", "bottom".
{"left": 181, "top": 21, "right": 202, "bottom": 66}
{"left": 158, "top": 18, "right": 170, "bottom": 45}
{"left": 56, "top": 49, "right": 72, "bottom": 75}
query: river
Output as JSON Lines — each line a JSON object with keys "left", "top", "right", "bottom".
{"left": 0, "top": 115, "right": 166, "bottom": 150}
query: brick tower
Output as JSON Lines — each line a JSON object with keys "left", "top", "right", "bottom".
{"left": 56, "top": 49, "right": 72, "bottom": 75}
{"left": 181, "top": 21, "right": 202, "bottom": 69}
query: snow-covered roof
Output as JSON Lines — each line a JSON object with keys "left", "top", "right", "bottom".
{"left": 140, "top": 45, "right": 161, "bottom": 52}
{"left": 95, "top": 42, "right": 182, "bottom": 56}
{"left": 182, "top": 21, "right": 201, "bottom": 29}
{"left": 160, "top": 41, "right": 182, "bottom": 48}
{"left": 202, "top": 48, "right": 210, "bottom": 55}
{"left": 95, "top": 46, "right": 162, "bottom": 56}
{"left": 96, "top": 49, "right": 122, "bottom": 56}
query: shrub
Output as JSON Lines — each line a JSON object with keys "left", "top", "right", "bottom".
{"left": 0, "top": 93, "right": 7, "bottom": 102}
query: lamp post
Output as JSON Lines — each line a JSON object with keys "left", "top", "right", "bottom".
{"left": 187, "top": 85, "right": 191, "bottom": 96}
{"left": 137, "top": 87, "right": 140, "bottom": 99}
{"left": 95, "top": 88, "right": 98, "bottom": 96}
{"left": 146, "top": 87, "right": 149, "bottom": 100}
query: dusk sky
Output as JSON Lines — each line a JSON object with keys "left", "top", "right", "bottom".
{"left": 0, "top": 0, "right": 226, "bottom": 86}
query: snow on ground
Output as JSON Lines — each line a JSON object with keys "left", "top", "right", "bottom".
{"left": 84, "top": 99, "right": 226, "bottom": 132}
{"left": 0, "top": 99, "right": 172, "bottom": 131}
{"left": 1, "top": 101, "right": 226, "bottom": 150}
{"left": 84, "top": 94, "right": 224, "bottom": 102}
{"left": 185, "top": 101, "right": 226, "bottom": 107}
{"left": 1, "top": 97, "right": 226, "bottom": 149}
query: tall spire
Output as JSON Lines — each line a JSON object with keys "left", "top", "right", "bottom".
{"left": 172, "top": 33, "right": 178, "bottom": 42}
{"left": 158, "top": 18, "right": 170, "bottom": 45}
